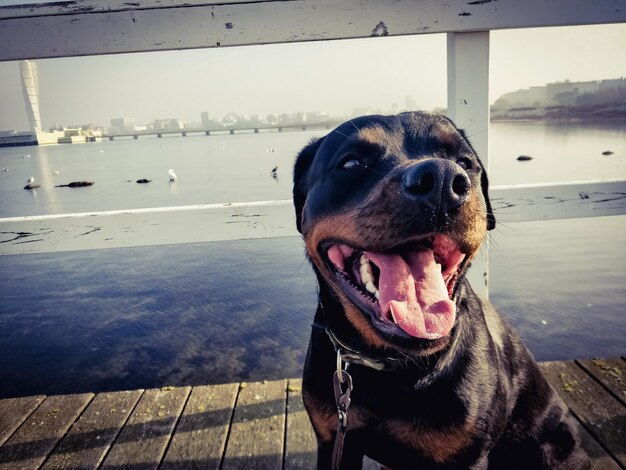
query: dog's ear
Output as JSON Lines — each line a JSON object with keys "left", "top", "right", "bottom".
{"left": 293, "top": 137, "right": 325, "bottom": 233}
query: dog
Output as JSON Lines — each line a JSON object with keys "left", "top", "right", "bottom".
{"left": 292, "top": 112, "right": 590, "bottom": 469}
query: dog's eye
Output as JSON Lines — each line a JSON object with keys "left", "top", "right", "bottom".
{"left": 456, "top": 158, "right": 472, "bottom": 170}
{"left": 339, "top": 157, "right": 364, "bottom": 170}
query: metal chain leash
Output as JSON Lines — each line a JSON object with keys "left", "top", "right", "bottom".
{"left": 332, "top": 348, "right": 353, "bottom": 470}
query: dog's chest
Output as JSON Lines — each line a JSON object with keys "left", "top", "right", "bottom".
{"left": 349, "top": 379, "right": 476, "bottom": 462}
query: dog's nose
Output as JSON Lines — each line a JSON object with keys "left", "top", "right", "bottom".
{"left": 401, "top": 159, "right": 470, "bottom": 210}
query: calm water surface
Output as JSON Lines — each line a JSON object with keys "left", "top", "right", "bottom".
{"left": 0, "top": 121, "right": 624, "bottom": 397}
{"left": 1, "top": 120, "right": 625, "bottom": 217}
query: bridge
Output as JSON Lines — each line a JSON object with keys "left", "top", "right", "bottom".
{"left": 104, "top": 121, "right": 342, "bottom": 140}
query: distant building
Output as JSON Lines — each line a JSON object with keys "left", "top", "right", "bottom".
{"left": 110, "top": 117, "right": 136, "bottom": 133}
{"left": 292, "top": 112, "right": 306, "bottom": 124}
{"left": 201, "top": 112, "right": 210, "bottom": 129}
{"left": 153, "top": 119, "right": 184, "bottom": 131}
{"left": 0, "top": 61, "right": 72, "bottom": 146}
{"left": 352, "top": 106, "right": 375, "bottom": 116}
{"left": 222, "top": 112, "right": 240, "bottom": 126}
{"left": 20, "top": 60, "right": 41, "bottom": 132}
{"left": 0, "top": 131, "right": 37, "bottom": 147}
{"left": 405, "top": 95, "right": 417, "bottom": 111}
{"left": 305, "top": 111, "right": 330, "bottom": 123}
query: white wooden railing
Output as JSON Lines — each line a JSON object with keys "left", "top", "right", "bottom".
{"left": 1, "top": 0, "right": 625, "bottom": 294}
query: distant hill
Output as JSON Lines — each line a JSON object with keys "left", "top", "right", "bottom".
{"left": 491, "top": 78, "right": 626, "bottom": 121}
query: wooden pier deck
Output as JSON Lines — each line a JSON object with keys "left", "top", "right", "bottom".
{"left": 0, "top": 358, "right": 624, "bottom": 469}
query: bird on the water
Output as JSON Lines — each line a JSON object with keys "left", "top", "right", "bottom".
{"left": 24, "top": 176, "right": 40, "bottom": 190}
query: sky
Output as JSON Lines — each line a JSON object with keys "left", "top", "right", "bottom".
{"left": 0, "top": 23, "right": 625, "bottom": 131}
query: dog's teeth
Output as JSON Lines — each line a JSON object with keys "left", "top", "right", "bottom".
{"left": 374, "top": 291, "right": 380, "bottom": 300}
{"left": 365, "top": 281, "right": 377, "bottom": 294}
{"left": 360, "top": 259, "right": 374, "bottom": 281}
{"left": 358, "top": 255, "right": 379, "bottom": 298}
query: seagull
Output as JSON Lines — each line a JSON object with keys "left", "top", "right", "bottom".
{"left": 270, "top": 166, "right": 278, "bottom": 178}
{"left": 24, "top": 176, "right": 40, "bottom": 190}
{"left": 168, "top": 168, "right": 178, "bottom": 182}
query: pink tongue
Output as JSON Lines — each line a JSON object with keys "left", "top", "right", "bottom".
{"left": 366, "top": 250, "right": 456, "bottom": 339}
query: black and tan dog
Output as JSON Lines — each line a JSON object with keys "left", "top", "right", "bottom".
{"left": 293, "top": 112, "right": 589, "bottom": 469}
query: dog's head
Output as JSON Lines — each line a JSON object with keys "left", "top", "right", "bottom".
{"left": 294, "top": 112, "right": 495, "bottom": 353}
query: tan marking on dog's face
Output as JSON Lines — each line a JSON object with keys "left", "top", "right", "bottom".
{"left": 357, "top": 126, "right": 390, "bottom": 147}
{"left": 386, "top": 419, "right": 476, "bottom": 463}
{"left": 303, "top": 210, "right": 459, "bottom": 353}
{"left": 432, "top": 124, "right": 463, "bottom": 150}
{"left": 446, "top": 187, "right": 488, "bottom": 256}
{"left": 303, "top": 211, "right": 392, "bottom": 349}
{"left": 303, "top": 210, "right": 363, "bottom": 276}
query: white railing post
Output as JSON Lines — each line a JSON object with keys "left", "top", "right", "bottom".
{"left": 447, "top": 31, "right": 490, "bottom": 297}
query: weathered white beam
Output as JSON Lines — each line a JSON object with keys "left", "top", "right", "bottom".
{"left": 0, "top": 181, "right": 624, "bottom": 256}
{"left": 447, "top": 32, "right": 490, "bottom": 162}
{"left": 1, "top": 0, "right": 625, "bottom": 61}
{"left": 447, "top": 31, "right": 490, "bottom": 295}
{"left": 0, "top": 200, "right": 299, "bottom": 255}
{"left": 490, "top": 180, "right": 626, "bottom": 223}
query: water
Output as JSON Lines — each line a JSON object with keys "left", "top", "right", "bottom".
{"left": 0, "top": 131, "right": 306, "bottom": 218}
{"left": 0, "top": 121, "right": 625, "bottom": 398}
{"left": 0, "top": 121, "right": 625, "bottom": 217}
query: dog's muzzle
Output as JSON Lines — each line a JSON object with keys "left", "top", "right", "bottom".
{"left": 402, "top": 159, "right": 471, "bottom": 215}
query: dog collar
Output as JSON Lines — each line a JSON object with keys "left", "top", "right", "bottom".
{"left": 311, "top": 321, "right": 407, "bottom": 371}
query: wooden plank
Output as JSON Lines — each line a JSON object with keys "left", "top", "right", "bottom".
{"left": 0, "top": 393, "right": 93, "bottom": 470}
{"left": 222, "top": 380, "right": 286, "bottom": 470}
{"left": 160, "top": 383, "right": 239, "bottom": 469}
{"left": 40, "top": 389, "right": 143, "bottom": 470}
{"left": 577, "top": 358, "right": 626, "bottom": 406}
{"left": 577, "top": 423, "right": 622, "bottom": 470}
{"left": 100, "top": 386, "right": 190, "bottom": 469}
{"left": 1, "top": 0, "right": 625, "bottom": 61}
{"left": 284, "top": 379, "right": 316, "bottom": 469}
{"left": 0, "top": 395, "right": 45, "bottom": 447}
{"left": 540, "top": 361, "right": 626, "bottom": 466}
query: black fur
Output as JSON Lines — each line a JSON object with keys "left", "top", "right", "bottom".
{"left": 292, "top": 112, "right": 589, "bottom": 469}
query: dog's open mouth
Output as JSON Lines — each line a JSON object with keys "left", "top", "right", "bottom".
{"left": 324, "top": 234, "right": 466, "bottom": 340}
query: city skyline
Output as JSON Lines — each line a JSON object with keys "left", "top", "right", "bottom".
{"left": 0, "top": 23, "right": 625, "bottom": 132}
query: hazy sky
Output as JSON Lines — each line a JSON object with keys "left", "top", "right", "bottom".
{"left": 0, "top": 23, "right": 624, "bottom": 131}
